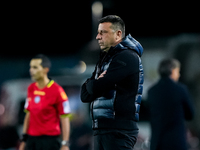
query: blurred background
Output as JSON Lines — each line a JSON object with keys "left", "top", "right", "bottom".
{"left": 0, "top": 1, "right": 199, "bottom": 149}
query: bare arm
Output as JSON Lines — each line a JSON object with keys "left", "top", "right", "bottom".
{"left": 60, "top": 116, "right": 70, "bottom": 150}
{"left": 19, "top": 112, "right": 30, "bottom": 150}
{"left": 22, "top": 112, "right": 30, "bottom": 134}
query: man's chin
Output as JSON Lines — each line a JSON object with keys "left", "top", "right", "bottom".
{"left": 100, "top": 47, "right": 109, "bottom": 52}
{"left": 31, "top": 76, "right": 36, "bottom": 81}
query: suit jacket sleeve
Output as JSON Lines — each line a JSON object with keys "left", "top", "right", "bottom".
{"left": 180, "top": 84, "right": 195, "bottom": 120}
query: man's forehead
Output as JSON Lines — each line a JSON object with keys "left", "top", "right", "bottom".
{"left": 30, "top": 59, "right": 42, "bottom": 65}
{"left": 98, "top": 22, "right": 112, "bottom": 30}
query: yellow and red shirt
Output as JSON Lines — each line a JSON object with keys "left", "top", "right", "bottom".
{"left": 24, "top": 80, "right": 70, "bottom": 136}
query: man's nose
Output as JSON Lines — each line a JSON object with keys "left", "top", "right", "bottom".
{"left": 96, "top": 33, "right": 101, "bottom": 40}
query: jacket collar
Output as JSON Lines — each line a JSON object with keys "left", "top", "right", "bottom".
{"left": 99, "top": 34, "right": 143, "bottom": 62}
{"left": 109, "top": 34, "right": 143, "bottom": 57}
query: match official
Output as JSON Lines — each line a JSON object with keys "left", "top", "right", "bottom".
{"left": 19, "top": 54, "right": 71, "bottom": 150}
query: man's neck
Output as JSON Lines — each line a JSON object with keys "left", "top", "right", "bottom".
{"left": 104, "top": 39, "right": 123, "bottom": 53}
{"left": 36, "top": 76, "right": 50, "bottom": 89}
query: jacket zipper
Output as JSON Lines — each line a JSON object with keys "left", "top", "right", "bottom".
{"left": 90, "top": 101, "right": 95, "bottom": 122}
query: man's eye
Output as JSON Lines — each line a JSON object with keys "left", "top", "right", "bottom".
{"left": 99, "top": 31, "right": 103, "bottom": 35}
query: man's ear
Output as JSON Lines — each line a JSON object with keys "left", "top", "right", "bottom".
{"left": 44, "top": 67, "right": 50, "bottom": 74}
{"left": 116, "top": 30, "right": 122, "bottom": 40}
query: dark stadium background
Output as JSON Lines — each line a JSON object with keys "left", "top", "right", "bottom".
{"left": 2, "top": 1, "right": 199, "bottom": 57}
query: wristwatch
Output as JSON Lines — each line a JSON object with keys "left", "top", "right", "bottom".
{"left": 61, "top": 140, "right": 70, "bottom": 147}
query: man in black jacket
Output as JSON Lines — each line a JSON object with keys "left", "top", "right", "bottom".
{"left": 147, "top": 58, "right": 194, "bottom": 150}
{"left": 81, "top": 15, "right": 144, "bottom": 150}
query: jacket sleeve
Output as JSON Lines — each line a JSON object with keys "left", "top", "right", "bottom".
{"left": 80, "top": 79, "right": 96, "bottom": 103}
{"left": 180, "top": 84, "right": 195, "bottom": 120}
{"left": 86, "top": 51, "right": 139, "bottom": 97}
{"left": 80, "top": 63, "right": 98, "bottom": 103}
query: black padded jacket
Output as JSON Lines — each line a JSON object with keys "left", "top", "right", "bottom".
{"left": 81, "top": 34, "right": 144, "bottom": 130}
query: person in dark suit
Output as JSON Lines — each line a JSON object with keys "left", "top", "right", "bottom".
{"left": 147, "top": 58, "right": 194, "bottom": 150}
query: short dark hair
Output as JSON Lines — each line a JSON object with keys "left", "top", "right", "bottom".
{"left": 99, "top": 15, "right": 125, "bottom": 38}
{"left": 158, "top": 58, "right": 180, "bottom": 77}
{"left": 32, "top": 54, "right": 51, "bottom": 68}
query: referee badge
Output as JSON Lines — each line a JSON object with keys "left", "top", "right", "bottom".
{"left": 34, "top": 96, "right": 41, "bottom": 103}
{"left": 63, "top": 101, "right": 70, "bottom": 113}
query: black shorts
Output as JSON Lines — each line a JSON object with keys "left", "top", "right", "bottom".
{"left": 94, "top": 129, "right": 138, "bottom": 150}
{"left": 25, "top": 135, "right": 60, "bottom": 150}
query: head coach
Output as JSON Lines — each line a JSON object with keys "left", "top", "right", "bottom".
{"left": 81, "top": 15, "right": 144, "bottom": 150}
